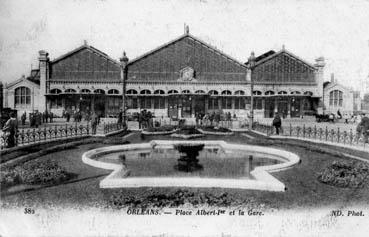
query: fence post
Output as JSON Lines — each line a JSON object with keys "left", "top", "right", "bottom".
{"left": 289, "top": 123, "right": 292, "bottom": 136}
{"left": 325, "top": 126, "right": 328, "bottom": 141}
{"left": 337, "top": 127, "right": 340, "bottom": 143}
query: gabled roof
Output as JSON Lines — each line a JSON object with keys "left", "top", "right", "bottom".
{"left": 248, "top": 48, "right": 316, "bottom": 70}
{"left": 51, "top": 43, "right": 120, "bottom": 66}
{"left": 128, "top": 33, "right": 248, "bottom": 69}
{"left": 324, "top": 81, "right": 354, "bottom": 92}
{"left": 6, "top": 76, "right": 39, "bottom": 89}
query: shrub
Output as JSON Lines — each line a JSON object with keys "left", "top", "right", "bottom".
{"left": 19, "top": 160, "right": 70, "bottom": 185}
{"left": 108, "top": 189, "right": 235, "bottom": 209}
{"left": 200, "top": 126, "right": 231, "bottom": 133}
{"left": 1, "top": 159, "right": 71, "bottom": 188}
{"left": 317, "top": 161, "right": 369, "bottom": 188}
{"left": 176, "top": 126, "right": 201, "bottom": 135}
{"left": 144, "top": 125, "right": 176, "bottom": 133}
{"left": 0, "top": 169, "right": 20, "bottom": 188}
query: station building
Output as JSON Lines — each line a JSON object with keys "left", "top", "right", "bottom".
{"left": 2, "top": 29, "right": 325, "bottom": 120}
{"left": 323, "top": 74, "right": 361, "bottom": 115}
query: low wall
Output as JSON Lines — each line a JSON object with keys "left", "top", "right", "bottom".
{"left": 82, "top": 140, "right": 300, "bottom": 192}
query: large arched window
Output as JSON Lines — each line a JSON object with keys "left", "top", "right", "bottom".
{"left": 253, "top": 90, "right": 262, "bottom": 96}
{"left": 108, "top": 89, "right": 119, "bottom": 95}
{"left": 209, "top": 90, "right": 219, "bottom": 95}
{"left": 265, "top": 91, "right": 275, "bottom": 96}
{"left": 50, "top": 88, "right": 62, "bottom": 94}
{"left": 127, "top": 89, "right": 138, "bottom": 95}
{"left": 15, "top": 87, "right": 31, "bottom": 106}
{"left": 94, "top": 89, "right": 105, "bottom": 94}
{"left": 329, "top": 90, "right": 343, "bottom": 106}
{"left": 221, "top": 90, "right": 232, "bottom": 95}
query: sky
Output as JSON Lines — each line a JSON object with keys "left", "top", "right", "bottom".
{"left": 1, "top": 0, "right": 369, "bottom": 94}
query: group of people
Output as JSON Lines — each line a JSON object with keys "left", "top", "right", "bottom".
{"left": 62, "top": 110, "right": 84, "bottom": 123}
{"left": 20, "top": 111, "right": 54, "bottom": 128}
{"left": 195, "top": 111, "right": 235, "bottom": 127}
{"left": 138, "top": 110, "right": 154, "bottom": 129}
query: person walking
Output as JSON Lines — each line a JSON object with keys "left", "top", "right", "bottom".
{"left": 35, "top": 112, "right": 41, "bottom": 128}
{"left": 272, "top": 113, "right": 282, "bottom": 135}
{"left": 21, "top": 111, "right": 26, "bottom": 126}
{"left": 2, "top": 112, "right": 18, "bottom": 148}
{"left": 117, "top": 110, "right": 123, "bottom": 124}
{"left": 91, "top": 112, "right": 97, "bottom": 135}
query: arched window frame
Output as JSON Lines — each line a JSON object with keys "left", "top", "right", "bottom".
{"left": 14, "top": 87, "right": 31, "bottom": 106}
{"left": 107, "top": 89, "right": 120, "bottom": 95}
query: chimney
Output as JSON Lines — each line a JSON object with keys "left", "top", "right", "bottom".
{"left": 38, "top": 50, "right": 49, "bottom": 112}
{"left": 330, "top": 73, "right": 335, "bottom": 83}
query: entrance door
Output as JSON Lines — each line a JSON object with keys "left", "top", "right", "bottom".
{"left": 290, "top": 98, "right": 301, "bottom": 117}
{"left": 94, "top": 96, "right": 106, "bottom": 117}
{"left": 168, "top": 97, "right": 178, "bottom": 118}
{"left": 264, "top": 98, "right": 275, "bottom": 118}
{"left": 277, "top": 100, "right": 288, "bottom": 118}
{"left": 194, "top": 96, "right": 205, "bottom": 116}
{"left": 181, "top": 96, "right": 192, "bottom": 118}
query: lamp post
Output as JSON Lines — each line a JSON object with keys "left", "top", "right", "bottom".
{"left": 248, "top": 51, "right": 256, "bottom": 130}
{"left": 120, "top": 51, "right": 129, "bottom": 126}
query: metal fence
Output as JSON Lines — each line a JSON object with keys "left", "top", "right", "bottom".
{"left": 103, "top": 122, "right": 125, "bottom": 134}
{"left": 253, "top": 123, "right": 369, "bottom": 148}
{"left": 0, "top": 122, "right": 126, "bottom": 150}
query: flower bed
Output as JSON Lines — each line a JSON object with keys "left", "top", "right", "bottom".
{"left": 142, "top": 125, "right": 177, "bottom": 135}
{"left": 317, "top": 160, "right": 369, "bottom": 188}
{"left": 0, "top": 159, "right": 73, "bottom": 189}
{"left": 198, "top": 126, "right": 234, "bottom": 135}
{"left": 171, "top": 126, "right": 204, "bottom": 139}
{"left": 109, "top": 189, "right": 237, "bottom": 208}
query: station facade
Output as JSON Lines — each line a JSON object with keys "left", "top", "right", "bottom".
{"left": 2, "top": 30, "right": 325, "bottom": 120}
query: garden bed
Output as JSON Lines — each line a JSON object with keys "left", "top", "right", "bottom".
{"left": 0, "top": 159, "right": 74, "bottom": 190}
{"left": 198, "top": 126, "right": 234, "bottom": 135}
{"left": 142, "top": 125, "right": 177, "bottom": 135}
{"left": 317, "top": 160, "right": 369, "bottom": 188}
{"left": 171, "top": 126, "right": 204, "bottom": 139}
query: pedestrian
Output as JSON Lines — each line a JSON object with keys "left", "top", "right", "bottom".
{"left": 91, "top": 112, "right": 97, "bottom": 135}
{"left": 50, "top": 112, "right": 53, "bottom": 123}
{"left": 272, "top": 113, "right": 282, "bottom": 135}
{"left": 117, "top": 110, "right": 123, "bottom": 124}
{"left": 35, "top": 112, "right": 41, "bottom": 128}
{"left": 337, "top": 109, "right": 342, "bottom": 119}
{"left": 66, "top": 111, "right": 70, "bottom": 122}
{"left": 2, "top": 112, "right": 18, "bottom": 148}
{"left": 357, "top": 117, "right": 369, "bottom": 143}
{"left": 21, "top": 111, "right": 26, "bottom": 126}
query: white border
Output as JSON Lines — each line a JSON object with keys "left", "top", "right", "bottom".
{"left": 82, "top": 140, "right": 300, "bottom": 192}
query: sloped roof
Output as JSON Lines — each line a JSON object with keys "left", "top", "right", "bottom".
{"left": 6, "top": 76, "right": 39, "bottom": 89}
{"left": 247, "top": 48, "right": 316, "bottom": 70}
{"left": 51, "top": 43, "right": 119, "bottom": 66}
{"left": 128, "top": 33, "right": 247, "bottom": 69}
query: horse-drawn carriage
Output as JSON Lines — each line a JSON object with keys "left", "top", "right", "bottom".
{"left": 315, "top": 113, "right": 336, "bottom": 123}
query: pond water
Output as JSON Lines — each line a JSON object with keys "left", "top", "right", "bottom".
{"left": 96, "top": 148, "right": 281, "bottom": 179}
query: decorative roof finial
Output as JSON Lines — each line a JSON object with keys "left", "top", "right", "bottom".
{"left": 84, "top": 40, "right": 87, "bottom": 46}
{"left": 120, "top": 51, "right": 129, "bottom": 63}
{"left": 185, "top": 24, "right": 189, "bottom": 35}
{"left": 282, "top": 44, "right": 285, "bottom": 50}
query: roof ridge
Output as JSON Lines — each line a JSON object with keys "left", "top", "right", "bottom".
{"left": 51, "top": 44, "right": 120, "bottom": 66}
{"left": 253, "top": 49, "right": 316, "bottom": 69}
{"left": 128, "top": 33, "right": 247, "bottom": 69}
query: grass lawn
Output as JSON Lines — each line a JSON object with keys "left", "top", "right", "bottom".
{"left": 1, "top": 132, "right": 369, "bottom": 210}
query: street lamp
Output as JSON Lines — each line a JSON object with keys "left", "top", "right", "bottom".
{"left": 248, "top": 51, "right": 256, "bottom": 130}
{"left": 120, "top": 51, "right": 129, "bottom": 126}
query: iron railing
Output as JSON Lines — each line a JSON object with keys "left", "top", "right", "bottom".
{"left": 1, "top": 122, "right": 126, "bottom": 150}
{"left": 253, "top": 123, "right": 368, "bottom": 148}
{"left": 103, "top": 122, "right": 125, "bottom": 134}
